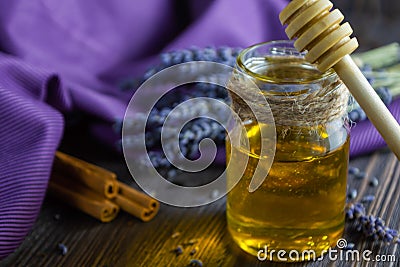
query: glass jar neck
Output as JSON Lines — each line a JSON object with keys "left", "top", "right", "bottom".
{"left": 232, "top": 40, "right": 348, "bottom": 127}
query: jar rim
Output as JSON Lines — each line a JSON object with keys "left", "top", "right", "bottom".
{"left": 237, "top": 40, "right": 337, "bottom": 84}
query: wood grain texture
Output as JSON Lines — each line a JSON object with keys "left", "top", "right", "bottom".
{"left": 1, "top": 140, "right": 399, "bottom": 267}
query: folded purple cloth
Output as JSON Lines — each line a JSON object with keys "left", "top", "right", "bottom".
{"left": 0, "top": 0, "right": 289, "bottom": 259}
{"left": 0, "top": 59, "right": 65, "bottom": 258}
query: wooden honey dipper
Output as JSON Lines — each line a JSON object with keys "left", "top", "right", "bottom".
{"left": 279, "top": 0, "right": 400, "bottom": 160}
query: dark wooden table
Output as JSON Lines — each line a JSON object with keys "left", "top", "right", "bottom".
{"left": 1, "top": 119, "right": 400, "bottom": 267}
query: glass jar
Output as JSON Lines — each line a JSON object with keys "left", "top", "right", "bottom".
{"left": 226, "top": 40, "right": 350, "bottom": 262}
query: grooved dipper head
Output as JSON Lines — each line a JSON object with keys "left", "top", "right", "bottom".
{"left": 280, "top": 0, "right": 359, "bottom": 72}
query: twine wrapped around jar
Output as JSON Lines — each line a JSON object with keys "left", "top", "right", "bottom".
{"left": 227, "top": 68, "right": 350, "bottom": 130}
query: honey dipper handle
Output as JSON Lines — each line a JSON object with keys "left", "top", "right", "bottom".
{"left": 335, "top": 55, "right": 400, "bottom": 159}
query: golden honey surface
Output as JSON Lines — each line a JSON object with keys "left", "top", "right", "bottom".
{"left": 226, "top": 56, "right": 349, "bottom": 261}
{"left": 226, "top": 121, "right": 349, "bottom": 261}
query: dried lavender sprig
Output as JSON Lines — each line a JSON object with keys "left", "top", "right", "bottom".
{"left": 195, "top": 73, "right": 230, "bottom": 100}
{"left": 345, "top": 202, "right": 366, "bottom": 220}
{"left": 161, "top": 46, "right": 241, "bottom": 67}
{"left": 367, "top": 73, "right": 400, "bottom": 89}
{"left": 348, "top": 108, "right": 367, "bottom": 123}
{"left": 155, "top": 119, "right": 224, "bottom": 178}
{"left": 346, "top": 202, "right": 400, "bottom": 244}
{"left": 115, "top": 81, "right": 229, "bottom": 138}
{"left": 349, "top": 43, "right": 400, "bottom": 124}
{"left": 116, "top": 46, "right": 240, "bottom": 106}
{"left": 113, "top": 47, "right": 241, "bottom": 178}
{"left": 120, "top": 120, "right": 225, "bottom": 180}
{"left": 180, "top": 118, "right": 225, "bottom": 159}
{"left": 120, "top": 103, "right": 226, "bottom": 147}
{"left": 349, "top": 87, "right": 393, "bottom": 123}
{"left": 143, "top": 46, "right": 242, "bottom": 80}
{"left": 118, "top": 81, "right": 228, "bottom": 179}
{"left": 375, "top": 87, "right": 393, "bottom": 105}
{"left": 352, "top": 43, "right": 400, "bottom": 69}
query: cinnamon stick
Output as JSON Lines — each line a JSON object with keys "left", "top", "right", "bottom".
{"left": 53, "top": 151, "right": 119, "bottom": 199}
{"left": 114, "top": 194, "right": 158, "bottom": 222}
{"left": 118, "top": 181, "right": 159, "bottom": 210}
{"left": 51, "top": 151, "right": 160, "bottom": 222}
{"left": 48, "top": 175, "right": 119, "bottom": 223}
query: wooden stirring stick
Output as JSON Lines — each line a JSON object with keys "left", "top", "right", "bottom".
{"left": 280, "top": 0, "right": 400, "bottom": 159}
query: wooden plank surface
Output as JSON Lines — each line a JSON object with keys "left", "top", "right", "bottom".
{"left": 1, "top": 124, "right": 399, "bottom": 267}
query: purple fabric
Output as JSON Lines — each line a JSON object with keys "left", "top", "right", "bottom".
{"left": 0, "top": 60, "right": 64, "bottom": 258}
{"left": 0, "top": 0, "right": 289, "bottom": 259}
